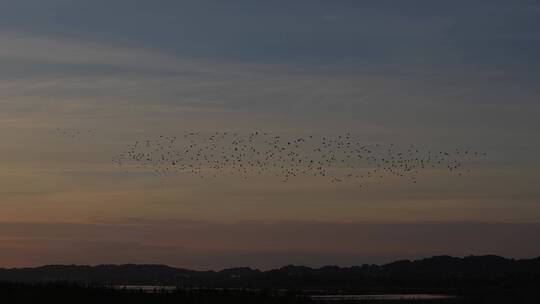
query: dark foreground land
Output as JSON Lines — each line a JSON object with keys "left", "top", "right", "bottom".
{"left": 1, "top": 255, "right": 540, "bottom": 303}
{"left": 1, "top": 282, "right": 538, "bottom": 304}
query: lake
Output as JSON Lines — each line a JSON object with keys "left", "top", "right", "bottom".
{"left": 114, "top": 285, "right": 177, "bottom": 292}
{"left": 113, "top": 287, "right": 457, "bottom": 302}
{"left": 310, "top": 294, "right": 457, "bottom": 301}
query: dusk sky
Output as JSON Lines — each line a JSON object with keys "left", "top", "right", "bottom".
{"left": 1, "top": 0, "right": 539, "bottom": 269}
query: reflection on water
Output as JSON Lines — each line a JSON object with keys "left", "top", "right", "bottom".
{"left": 114, "top": 285, "right": 177, "bottom": 292}
{"left": 310, "top": 294, "right": 456, "bottom": 301}
{"left": 114, "top": 287, "right": 457, "bottom": 302}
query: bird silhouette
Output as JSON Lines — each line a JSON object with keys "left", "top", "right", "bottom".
{"left": 112, "top": 132, "right": 487, "bottom": 188}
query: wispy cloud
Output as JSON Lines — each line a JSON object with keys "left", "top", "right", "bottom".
{"left": 0, "top": 1, "right": 538, "bottom": 256}
{"left": 1, "top": 219, "right": 539, "bottom": 269}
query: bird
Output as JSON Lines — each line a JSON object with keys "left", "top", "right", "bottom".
{"left": 111, "top": 132, "right": 486, "bottom": 189}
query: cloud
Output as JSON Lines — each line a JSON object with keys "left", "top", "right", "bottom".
{"left": 0, "top": 219, "right": 539, "bottom": 269}
{"left": 1, "top": 30, "right": 538, "bottom": 127}
{"left": 2, "top": 30, "right": 538, "bottom": 141}
{"left": 0, "top": 16, "right": 538, "bottom": 235}
{"left": 0, "top": 30, "right": 205, "bottom": 71}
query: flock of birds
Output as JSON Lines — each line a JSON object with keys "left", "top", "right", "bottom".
{"left": 56, "top": 128, "right": 97, "bottom": 139}
{"left": 109, "top": 132, "right": 487, "bottom": 187}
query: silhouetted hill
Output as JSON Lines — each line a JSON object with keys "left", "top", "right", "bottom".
{"left": 380, "top": 255, "right": 540, "bottom": 278}
{"left": 1, "top": 255, "right": 540, "bottom": 291}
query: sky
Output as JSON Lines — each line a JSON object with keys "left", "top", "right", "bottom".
{"left": 1, "top": 0, "right": 539, "bottom": 269}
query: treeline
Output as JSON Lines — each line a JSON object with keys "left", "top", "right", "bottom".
{"left": 1, "top": 255, "right": 540, "bottom": 291}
